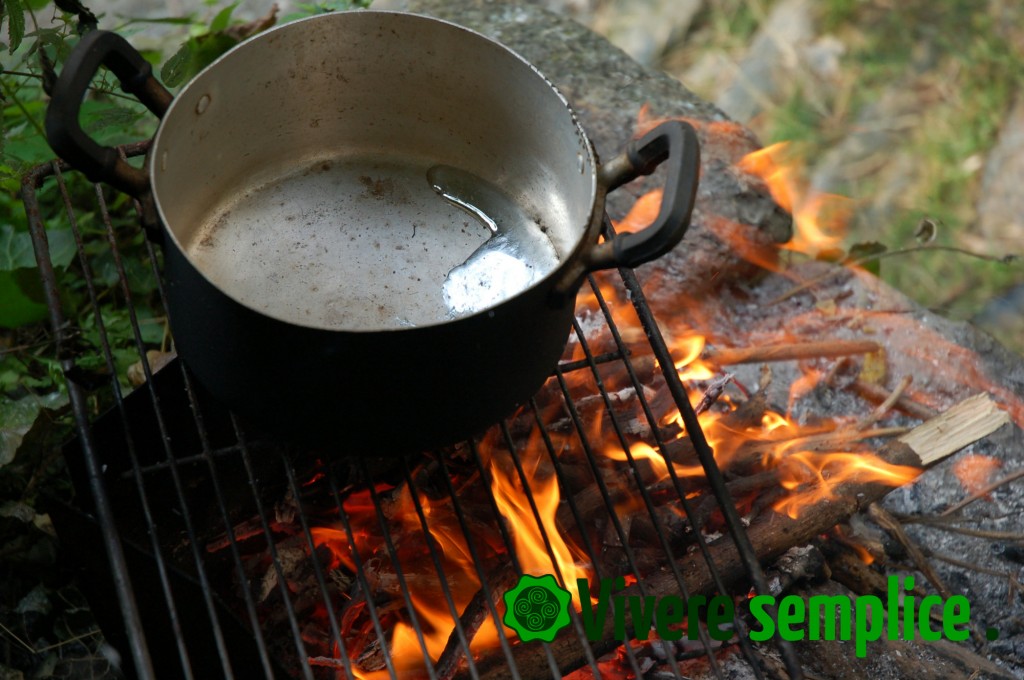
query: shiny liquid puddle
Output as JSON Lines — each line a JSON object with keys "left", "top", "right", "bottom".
{"left": 186, "top": 157, "right": 560, "bottom": 330}
{"left": 427, "top": 165, "right": 560, "bottom": 317}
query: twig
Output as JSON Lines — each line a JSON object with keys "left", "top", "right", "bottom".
{"left": 308, "top": 655, "right": 347, "bottom": 668}
{"left": 695, "top": 373, "right": 733, "bottom": 415}
{"left": 741, "top": 426, "right": 909, "bottom": 457}
{"left": 705, "top": 339, "right": 880, "bottom": 365}
{"left": 894, "top": 515, "right": 1024, "bottom": 542}
{"left": 928, "top": 551, "right": 1024, "bottom": 588}
{"left": 0, "top": 620, "right": 101, "bottom": 655}
{"left": 770, "top": 245, "right": 1018, "bottom": 304}
{"left": 938, "top": 465, "right": 1024, "bottom": 518}
{"left": 868, "top": 504, "right": 953, "bottom": 602}
{"left": 435, "top": 565, "right": 519, "bottom": 680}
{"left": 850, "top": 378, "right": 939, "bottom": 421}
{"left": 856, "top": 375, "right": 913, "bottom": 431}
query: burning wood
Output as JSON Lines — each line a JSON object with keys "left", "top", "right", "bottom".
{"left": 462, "top": 394, "right": 1009, "bottom": 680}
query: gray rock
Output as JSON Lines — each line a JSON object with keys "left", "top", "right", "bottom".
{"left": 976, "top": 94, "right": 1024, "bottom": 252}
{"left": 713, "top": 0, "right": 815, "bottom": 124}
{"left": 590, "top": 0, "right": 703, "bottom": 67}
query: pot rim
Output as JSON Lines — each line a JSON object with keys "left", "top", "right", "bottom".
{"left": 149, "top": 9, "right": 603, "bottom": 333}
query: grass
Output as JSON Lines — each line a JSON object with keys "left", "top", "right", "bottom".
{"left": 653, "top": 0, "right": 1024, "bottom": 335}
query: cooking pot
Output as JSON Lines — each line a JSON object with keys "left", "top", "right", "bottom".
{"left": 46, "top": 11, "right": 699, "bottom": 452}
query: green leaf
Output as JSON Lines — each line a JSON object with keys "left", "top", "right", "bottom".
{"left": 81, "top": 102, "right": 142, "bottom": 135}
{"left": 161, "top": 33, "right": 238, "bottom": 88}
{"left": 45, "top": 229, "right": 76, "bottom": 269}
{"left": 0, "top": 224, "right": 36, "bottom": 270}
{"left": 847, "top": 241, "right": 888, "bottom": 276}
{"left": 2, "top": 132, "right": 54, "bottom": 167}
{"left": 0, "top": 269, "right": 47, "bottom": 328}
{"left": 160, "top": 39, "right": 196, "bottom": 88}
{"left": 5, "top": 0, "right": 26, "bottom": 53}
{"left": 208, "top": 2, "right": 238, "bottom": 33}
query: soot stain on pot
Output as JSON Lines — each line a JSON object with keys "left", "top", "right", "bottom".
{"left": 358, "top": 175, "right": 398, "bottom": 202}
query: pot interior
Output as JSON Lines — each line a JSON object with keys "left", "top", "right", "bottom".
{"left": 151, "top": 10, "right": 597, "bottom": 331}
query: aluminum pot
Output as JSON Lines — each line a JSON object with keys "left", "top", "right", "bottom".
{"left": 46, "top": 11, "right": 699, "bottom": 452}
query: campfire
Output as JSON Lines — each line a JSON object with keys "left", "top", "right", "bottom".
{"left": 196, "top": 126, "right": 1014, "bottom": 679}
{"left": 23, "top": 5, "right": 1022, "bottom": 679}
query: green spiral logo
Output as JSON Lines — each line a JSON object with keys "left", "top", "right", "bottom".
{"left": 503, "top": 574, "right": 572, "bottom": 642}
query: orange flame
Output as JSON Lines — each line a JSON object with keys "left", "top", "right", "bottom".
{"left": 737, "top": 143, "right": 853, "bottom": 257}
{"left": 604, "top": 441, "right": 704, "bottom": 482}
{"left": 613, "top": 188, "right": 664, "bottom": 233}
{"left": 485, "top": 432, "right": 592, "bottom": 604}
{"left": 772, "top": 451, "right": 921, "bottom": 519}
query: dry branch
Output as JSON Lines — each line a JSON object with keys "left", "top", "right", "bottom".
{"left": 461, "top": 394, "right": 1009, "bottom": 680}
{"left": 851, "top": 378, "right": 939, "bottom": 421}
{"left": 705, "top": 339, "right": 880, "bottom": 365}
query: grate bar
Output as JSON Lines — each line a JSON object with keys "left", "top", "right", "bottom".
{"left": 400, "top": 458, "right": 481, "bottom": 679}
{"left": 360, "top": 458, "right": 442, "bottom": 679}
{"left": 232, "top": 419, "right": 318, "bottom": 680}
{"left": 283, "top": 462, "right": 353, "bottom": 674}
{"left": 495, "top": 421, "right": 610, "bottom": 678}
{"left": 325, "top": 466, "right": 404, "bottom": 678}
{"left": 567, "top": 308, "right": 715, "bottom": 679}
{"left": 89, "top": 173, "right": 239, "bottom": 679}
{"left": 436, "top": 452, "right": 526, "bottom": 679}
{"left": 586, "top": 273, "right": 769, "bottom": 677}
{"left": 526, "top": 396, "right": 657, "bottom": 676}
{"left": 21, "top": 161, "right": 158, "bottom": 680}
{"left": 609, "top": 227, "right": 805, "bottom": 680}
{"left": 181, "top": 369, "right": 279, "bottom": 678}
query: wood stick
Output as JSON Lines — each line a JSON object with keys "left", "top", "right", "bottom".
{"left": 461, "top": 394, "right": 1009, "bottom": 680}
{"left": 897, "top": 393, "right": 1010, "bottom": 465}
{"left": 704, "top": 339, "right": 880, "bottom": 366}
{"left": 856, "top": 375, "right": 913, "bottom": 431}
{"left": 435, "top": 565, "right": 518, "bottom": 680}
{"left": 851, "top": 378, "right": 939, "bottom": 421}
{"left": 867, "top": 504, "right": 953, "bottom": 602}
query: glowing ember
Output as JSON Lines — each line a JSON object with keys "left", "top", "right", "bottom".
{"left": 952, "top": 454, "right": 1002, "bottom": 498}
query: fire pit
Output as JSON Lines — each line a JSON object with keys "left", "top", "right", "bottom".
{"left": 22, "top": 2, "right": 1024, "bottom": 679}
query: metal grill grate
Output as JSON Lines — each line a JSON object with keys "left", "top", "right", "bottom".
{"left": 23, "top": 146, "right": 804, "bottom": 680}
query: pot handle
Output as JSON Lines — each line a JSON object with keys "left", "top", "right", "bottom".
{"left": 553, "top": 120, "right": 699, "bottom": 301}
{"left": 595, "top": 120, "right": 700, "bottom": 268}
{"left": 45, "top": 30, "right": 172, "bottom": 196}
